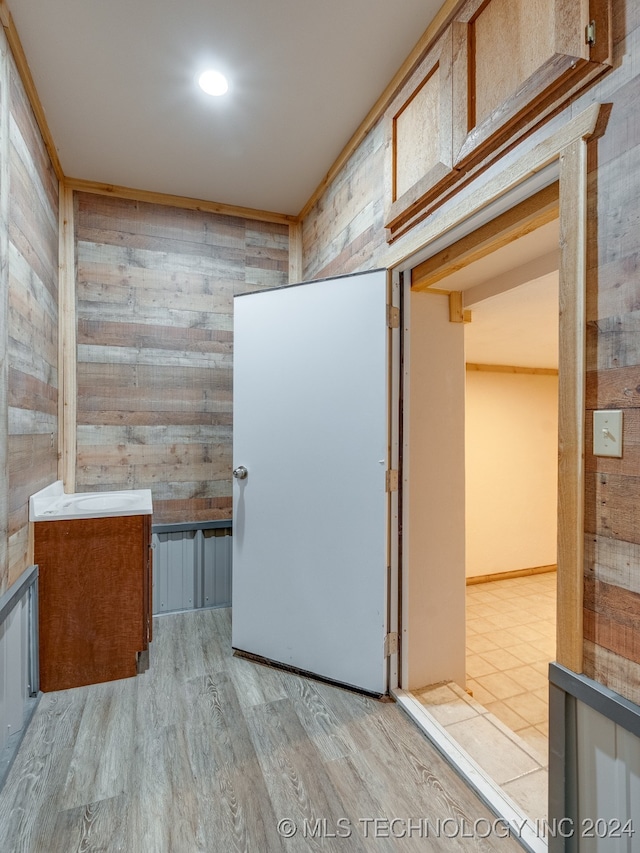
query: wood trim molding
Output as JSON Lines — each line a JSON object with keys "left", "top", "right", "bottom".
{"left": 0, "top": 30, "right": 10, "bottom": 585}
{"left": 297, "top": 0, "right": 464, "bottom": 220}
{"left": 391, "top": 102, "right": 603, "bottom": 677}
{"left": 382, "top": 102, "right": 601, "bottom": 271}
{"left": 0, "top": 0, "right": 63, "bottom": 182}
{"left": 412, "top": 182, "right": 559, "bottom": 290}
{"left": 58, "top": 184, "right": 76, "bottom": 491}
{"left": 556, "top": 136, "right": 588, "bottom": 673}
{"left": 64, "top": 177, "right": 297, "bottom": 226}
{"left": 466, "top": 564, "right": 557, "bottom": 585}
{"left": 288, "top": 221, "right": 303, "bottom": 283}
{"left": 466, "top": 363, "right": 559, "bottom": 376}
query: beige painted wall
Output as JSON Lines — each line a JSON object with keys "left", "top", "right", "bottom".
{"left": 465, "top": 369, "right": 558, "bottom": 579}
{"left": 403, "top": 290, "right": 466, "bottom": 690}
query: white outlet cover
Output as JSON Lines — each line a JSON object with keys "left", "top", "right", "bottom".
{"left": 593, "top": 409, "right": 623, "bottom": 458}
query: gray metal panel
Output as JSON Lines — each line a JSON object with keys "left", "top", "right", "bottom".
{"left": 152, "top": 527, "right": 233, "bottom": 615}
{"left": 202, "top": 529, "right": 232, "bottom": 608}
{"left": 550, "top": 662, "right": 640, "bottom": 739}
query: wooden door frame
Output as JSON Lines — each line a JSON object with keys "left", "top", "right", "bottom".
{"left": 384, "top": 102, "right": 604, "bottom": 679}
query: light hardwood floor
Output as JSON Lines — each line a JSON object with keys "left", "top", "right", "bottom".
{"left": 0, "top": 608, "right": 523, "bottom": 852}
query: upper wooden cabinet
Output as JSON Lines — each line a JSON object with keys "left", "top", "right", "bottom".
{"left": 384, "top": 0, "right": 611, "bottom": 239}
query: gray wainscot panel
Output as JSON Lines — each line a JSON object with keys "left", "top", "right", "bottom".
{"left": 549, "top": 663, "right": 640, "bottom": 853}
{"left": 152, "top": 521, "right": 232, "bottom": 615}
{"left": 0, "top": 565, "right": 39, "bottom": 789}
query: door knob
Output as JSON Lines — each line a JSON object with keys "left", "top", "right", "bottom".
{"left": 233, "top": 466, "right": 248, "bottom": 480}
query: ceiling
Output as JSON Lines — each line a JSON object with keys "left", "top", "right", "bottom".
{"left": 8, "top": 0, "right": 443, "bottom": 215}
{"left": 459, "top": 221, "right": 560, "bottom": 369}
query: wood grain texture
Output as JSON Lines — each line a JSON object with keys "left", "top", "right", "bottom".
{"left": 300, "top": 1, "right": 635, "bottom": 708}
{"left": 471, "top": 0, "right": 555, "bottom": 124}
{"left": 34, "top": 514, "right": 150, "bottom": 692}
{"left": 58, "top": 185, "right": 75, "bottom": 490}
{"left": 1, "top": 37, "right": 59, "bottom": 593}
{"left": 556, "top": 137, "right": 587, "bottom": 675}
{"left": 0, "top": 608, "right": 524, "bottom": 852}
{"left": 75, "top": 192, "right": 289, "bottom": 524}
{"left": 0, "top": 28, "right": 10, "bottom": 593}
{"left": 411, "top": 183, "right": 559, "bottom": 290}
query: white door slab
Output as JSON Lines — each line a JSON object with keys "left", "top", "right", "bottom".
{"left": 232, "top": 270, "right": 389, "bottom": 694}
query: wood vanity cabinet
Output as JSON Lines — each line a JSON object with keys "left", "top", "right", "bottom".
{"left": 35, "top": 514, "right": 152, "bottom": 692}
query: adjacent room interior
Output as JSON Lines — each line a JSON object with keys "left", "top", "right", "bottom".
{"left": 409, "top": 213, "right": 560, "bottom": 821}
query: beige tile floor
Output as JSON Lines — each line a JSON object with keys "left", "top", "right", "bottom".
{"left": 466, "top": 571, "right": 556, "bottom": 756}
{"left": 413, "top": 571, "right": 556, "bottom": 821}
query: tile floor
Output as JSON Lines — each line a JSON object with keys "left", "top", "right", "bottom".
{"left": 413, "top": 571, "right": 556, "bottom": 821}
{"left": 466, "top": 571, "right": 556, "bottom": 755}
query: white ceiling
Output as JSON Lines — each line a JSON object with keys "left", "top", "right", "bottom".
{"left": 8, "top": 0, "right": 443, "bottom": 215}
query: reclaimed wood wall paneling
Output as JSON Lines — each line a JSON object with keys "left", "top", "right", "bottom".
{"left": 1, "top": 42, "right": 58, "bottom": 591}
{"left": 75, "top": 192, "right": 288, "bottom": 524}
{"left": 301, "top": 0, "right": 640, "bottom": 700}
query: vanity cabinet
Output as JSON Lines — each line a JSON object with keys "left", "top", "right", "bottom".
{"left": 35, "top": 514, "right": 152, "bottom": 691}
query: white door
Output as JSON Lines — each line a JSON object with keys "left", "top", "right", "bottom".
{"left": 232, "top": 269, "right": 390, "bottom": 694}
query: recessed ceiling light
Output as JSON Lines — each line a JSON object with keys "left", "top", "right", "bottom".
{"left": 198, "top": 69, "right": 229, "bottom": 97}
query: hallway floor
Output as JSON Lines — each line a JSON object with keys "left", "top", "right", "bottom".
{"left": 0, "top": 608, "right": 522, "bottom": 852}
{"left": 414, "top": 571, "right": 556, "bottom": 821}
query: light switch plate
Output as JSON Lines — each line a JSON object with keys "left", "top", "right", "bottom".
{"left": 593, "top": 409, "right": 623, "bottom": 458}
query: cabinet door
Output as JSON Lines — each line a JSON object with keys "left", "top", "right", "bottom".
{"left": 36, "top": 515, "right": 147, "bottom": 691}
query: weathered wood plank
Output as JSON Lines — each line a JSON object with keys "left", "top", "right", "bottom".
{"left": 150, "top": 498, "right": 231, "bottom": 524}
{"left": 585, "top": 472, "right": 640, "bottom": 544}
{"left": 8, "top": 433, "right": 57, "bottom": 516}
{"left": 77, "top": 319, "right": 233, "bottom": 352}
{"left": 8, "top": 366, "right": 58, "bottom": 414}
{"left": 586, "top": 365, "right": 640, "bottom": 409}
{"left": 0, "top": 29, "right": 10, "bottom": 593}
{"left": 8, "top": 61, "right": 59, "bottom": 208}
{"left": 585, "top": 533, "right": 640, "bottom": 595}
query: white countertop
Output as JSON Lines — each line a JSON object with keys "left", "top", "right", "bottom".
{"left": 30, "top": 481, "right": 153, "bottom": 522}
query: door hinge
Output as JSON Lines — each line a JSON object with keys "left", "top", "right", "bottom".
{"left": 387, "top": 305, "right": 400, "bottom": 329}
{"left": 586, "top": 20, "right": 596, "bottom": 46}
{"left": 384, "top": 632, "right": 399, "bottom": 657}
{"left": 386, "top": 469, "right": 399, "bottom": 492}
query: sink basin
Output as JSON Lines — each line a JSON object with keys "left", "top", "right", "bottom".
{"left": 72, "top": 494, "right": 140, "bottom": 512}
{"left": 29, "top": 482, "right": 152, "bottom": 521}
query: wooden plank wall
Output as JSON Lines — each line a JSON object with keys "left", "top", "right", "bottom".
{"left": 301, "top": 0, "right": 640, "bottom": 702}
{"left": 74, "top": 193, "right": 289, "bottom": 524}
{"left": 301, "top": 122, "right": 388, "bottom": 282}
{"left": 0, "top": 31, "right": 58, "bottom": 594}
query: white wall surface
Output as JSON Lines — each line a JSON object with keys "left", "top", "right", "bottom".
{"left": 403, "top": 291, "right": 466, "bottom": 690}
{"left": 465, "top": 369, "right": 558, "bottom": 578}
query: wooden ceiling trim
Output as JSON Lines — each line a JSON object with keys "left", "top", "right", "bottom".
{"left": 0, "top": 0, "right": 63, "bottom": 182}
{"left": 297, "top": 0, "right": 464, "bottom": 221}
{"left": 64, "top": 177, "right": 297, "bottom": 226}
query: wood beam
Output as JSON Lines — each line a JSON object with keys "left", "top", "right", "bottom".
{"left": 412, "top": 182, "right": 559, "bottom": 291}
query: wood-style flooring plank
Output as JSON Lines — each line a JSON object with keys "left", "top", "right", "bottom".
{"left": 0, "top": 608, "right": 524, "bottom": 852}
{"left": 184, "top": 671, "right": 286, "bottom": 852}
{"left": 243, "top": 698, "right": 369, "bottom": 853}
{"left": 50, "top": 794, "right": 128, "bottom": 853}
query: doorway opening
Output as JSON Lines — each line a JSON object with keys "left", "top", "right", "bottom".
{"left": 415, "top": 213, "right": 560, "bottom": 821}
{"left": 396, "top": 183, "right": 565, "bottom": 826}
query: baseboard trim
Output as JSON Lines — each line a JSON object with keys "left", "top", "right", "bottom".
{"left": 466, "top": 564, "right": 557, "bottom": 586}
